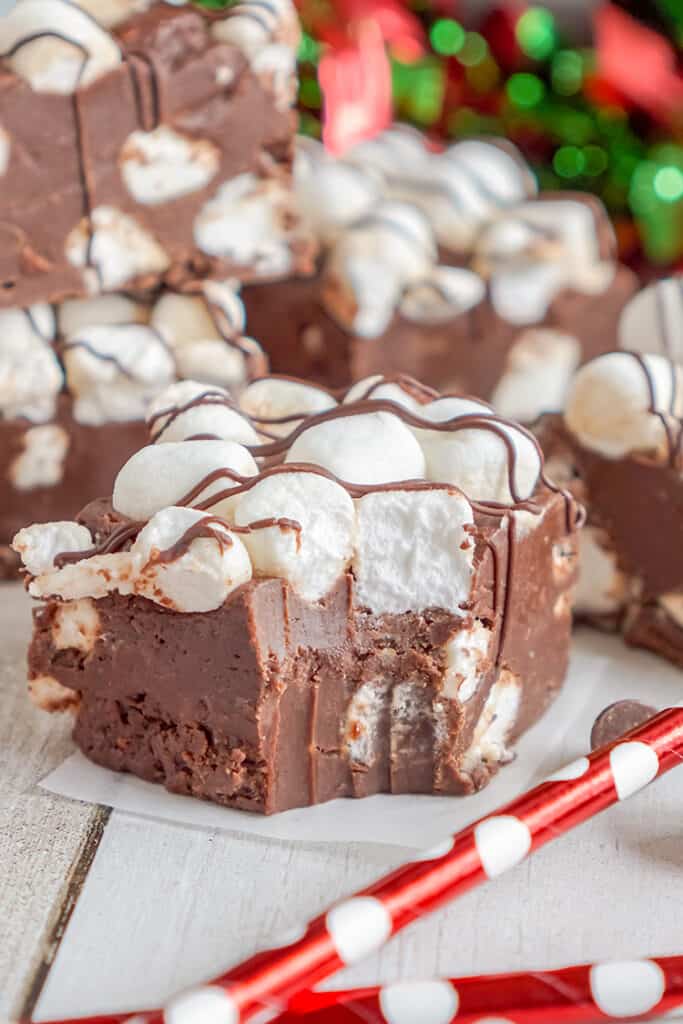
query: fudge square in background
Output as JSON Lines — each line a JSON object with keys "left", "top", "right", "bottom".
{"left": 0, "top": 282, "right": 266, "bottom": 579}
{"left": 16, "top": 374, "right": 580, "bottom": 813}
{"left": 544, "top": 349, "right": 683, "bottom": 668}
{"left": 0, "top": 0, "right": 313, "bottom": 310}
{"left": 242, "top": 132, "right": 637, "bottom": 420}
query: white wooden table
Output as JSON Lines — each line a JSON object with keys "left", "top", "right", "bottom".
{"left": 3, "top": 583, "right": 683, "bottom": 1023}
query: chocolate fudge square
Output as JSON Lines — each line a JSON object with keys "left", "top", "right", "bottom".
{"left": 17, "top": 374, "right": 580, "bottom": 812}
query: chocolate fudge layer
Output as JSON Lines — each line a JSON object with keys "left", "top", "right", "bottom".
{"left": 542, "top": 351, "right": 683, "bottom": 668}
{"left": 242, "top": 263, "right": 637, "bottom": 400}
{"left": 241, "top": 138, "right": 637, "bottom": 415}
{"left": 0, "top": 398, "right": 146, "bottom": 580}
{"left": 0, "top": 283, "right": 266, "bottom": 578}
{"left": 18, "top": 374, "right": 580, "bottom": 812}
{"left": 0, "top": 0, "right": 312, "bottom": 308}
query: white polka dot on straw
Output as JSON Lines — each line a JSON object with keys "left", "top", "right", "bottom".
{"left": 545, "top": 756, "right": 590, "bottom": 782}
{"left": 590, "top": 960, "right": 665, "bottom": 1017}
{"left": 326, "top": 896, "right": 392, "bottom": 965}
{"left": 412, "top": 838, "right": 455, "bottom": 861}
{"left": 164, "top": 985, "right": 238, "bottom": 1024}
{"left": 609, "top": 741, "right": 659, "bottom": 800}
{"left": 474, "top": 815, "right": 532, "bottom": 878}
{"left": 379, "top": 979, "right": 459, "bottom": 1023}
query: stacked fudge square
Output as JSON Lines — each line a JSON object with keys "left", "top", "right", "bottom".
{"left": 15, "top": 374, "right": 581, "bottom": 812}
{"left": 241, "top": 129, "right": 638, "bottom": 422}
{"left": 0, "top": 0, "right": 312, "bottom": 576}
{"left": 541, "top": 276, "right": 683, "bottom": 668}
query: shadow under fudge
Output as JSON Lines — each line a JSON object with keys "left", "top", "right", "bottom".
{"left": 23, "top": 379, "right": 580, "bottom": 813}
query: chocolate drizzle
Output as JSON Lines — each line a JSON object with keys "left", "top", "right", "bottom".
{"left": 54, "top": 519, "right": 144, "bottom": 568}
{"left": 61, "top": 337, "right": 136, "bottom": 379}
{"left": 621, "top": 350, "right": 682, "bottom": 466}
{"left": 148, "top": 389, "right": 241, "bottom": 442}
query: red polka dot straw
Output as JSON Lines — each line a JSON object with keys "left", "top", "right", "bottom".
{"left": 31, "top": 955, "right": 683, "bottom": 1023}
{"left": 32, "top": 705, "right": 683, "bottom": 1024}
{"left": 32, "top": 954, "right": 683, "bottom": 1023}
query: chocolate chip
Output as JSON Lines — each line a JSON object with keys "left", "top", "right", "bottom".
{"left": 590, "top": 700, "right": 657, "bottom": 750}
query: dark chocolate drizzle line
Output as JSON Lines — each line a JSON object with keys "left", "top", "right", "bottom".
{"left": 54, "top": 520, "right": 144, "bottom": 568}
{"left": 203, "top": 293, "right": 255, "bottom": 360}
{"left": 350, "top": 209, "right": 433, "bottom": 255}
{"left": 54, "top": 510, "right": 302, "bottom": 570}
{"left": 152, "top": 515, "right": 303, "bottom": 567}
{"left": 245, "top": 400, "right": 541, "bottom": 506}
{"left": 126, "top": 48, "right": 161, "bottom": 129}
{"left": 61, "top": 336, "right": 137, "bottom": 379}
{"left": 25, "top": 306, "right": 53, "bottom": 344}
{"left": 655, "top": 283, "right": 672, "bottom": 359}
{"left": 125, "top": 55, "right": 146, "bottom": 131}
{"left": 496, "top": 513, "right": 516, "bottom": 666}
{"left": 186, "top": 462, "right": 541, "bottom": 521}
{"left": 622, "top": 350, "right": 678, "bottom": 466}
{"left": 148, "top": 390, "right": 241, "bottom": 441}
{"left": 228, "top": 8, "right": 272, "bottom": 32}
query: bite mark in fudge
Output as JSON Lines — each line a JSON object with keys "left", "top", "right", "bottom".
{"left": 0, "top": 0, "right": 310, "bottom": 308}
{"left": 19, "top": 376, "right": 581, "bottom": 811}
{"left": 546, "top": 350, "right": 683, "bottom": 667}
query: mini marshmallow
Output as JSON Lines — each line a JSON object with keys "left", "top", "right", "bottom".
{"left": 477, "top": 199, "right": 615, "bottom": 325}
{"left": 13, "top": 521, "right": 93, "bottom": 576}
{"left": 399, "top": 267, "right": 486, "bottom": 324}
{"left": 286, "top": 410, "right": 426, "bottom": 486}
{"left": 148, "top": 379, "right": 259, "bottom": 445}
{"left": 0, "top": 0, "right": 122, "bottom": 93}
{"left": 619, "top": 277, "right": 683, "bottom": 363}
{"left": 24, "top": 509, "right": 252, "bottom": 613}
{"left": 414, "top": 394, "right": 493, "bottom": 443}
{"left": 193, "top": 174, "right": 297, "bottom": 276}
{"left": 352, "top": 488, "right": 474, "bottom": 615}
{"left": 152, "top": 291, "right": 226, "bottom": 348}
{"left": 343, "top": 376, "right": 423, "bottom": 414}
{"left": 9, "top": 424, "right": 69, "bottom": 490}
{"left": 58, "top": 294, "right": 148, "bottom": 337}
{"left": 565, "top": 351, "right": 683, "bottom": 459}
{"left": 294, "top": 138, "right": 380, "bottom": 244}
{"left": 574, "top": 525, "right": 629, "bottom": 617}
{"left": 131, "top": 507, "right": 252, "bottom": 613}
{"left": 346, "top": 125, "right": 431, "bottom": 179}
{"left": 443, "top": 621, "right": 492, "bottom": 701}
{"left": 66, "top": 206, "right": 170, "bottom": 293}
{"left": 240, "top": 377, "right": 337, "bottom": 436}
{"left": 0, "top": 307, "right": 63, "bottom": 421}
{"left": 175, "top": 342, "right": 250, "bottom": 392}
{"left": 113, "top": 440, "right": 258, "bottom": 521}
{"left": 420, "top": 417, "right": 542, "bottom": 504}
{"left": 322, "top": 202, "right": 436, "bottom": 338}
{"left": 62, "top": 323, "right": 175, "bottom": 425}
{"left": 151, "top": 286, "right": 250, "bottom": 389}
{"left": 212, "top": 0, "right": 300, "bottom": 56}
{"left": 234, "top": 470, "right": 355, "bottom": 601}
{"left": 490, "top": 329, "right": 581, "bottom": 422}
{"left": 203, "top": 279, "right": 247, "bottom": 335}
{"left": 120, "top": 127, "right": 220, "bottom": 206}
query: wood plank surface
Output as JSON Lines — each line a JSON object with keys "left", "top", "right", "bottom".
{"left": 0, "top": 586, "right": 107, "bottom": 1022}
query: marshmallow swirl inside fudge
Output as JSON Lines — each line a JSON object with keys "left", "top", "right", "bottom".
{"left": 16, "top": 373, "right": 575, "bottom": 615}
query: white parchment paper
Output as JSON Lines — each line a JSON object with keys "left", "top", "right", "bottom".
{"left": 40, "top": 630, "right": 683, "bottom": 849}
